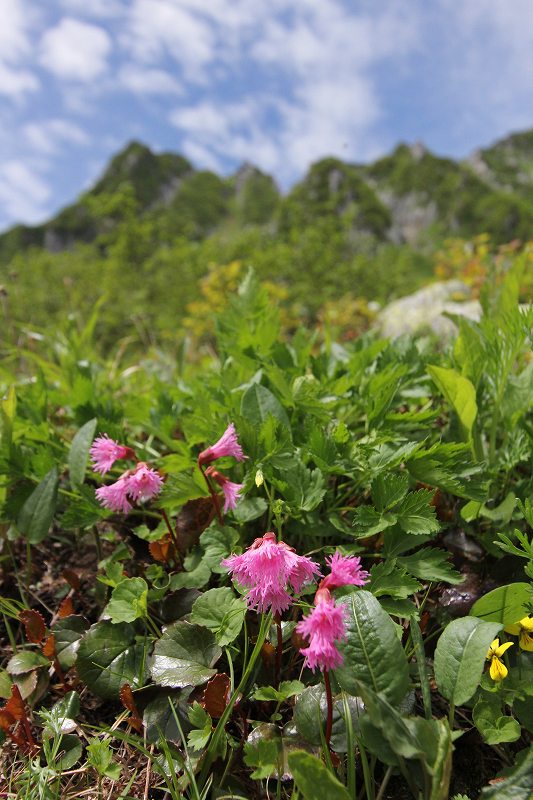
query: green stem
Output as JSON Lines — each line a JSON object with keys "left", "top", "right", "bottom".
{"left": 448, "top": 701, "right": 455, "bottom": 729}
{"left": 376, "top": 765, "right": 394, "bottom": 800}
{"left": 199, "top": 612, "right": 272, "bottom": 789}
{"left": 358, "top": 737, "right": 375, "bottom": 800}
{"left": 342, "top": 692, "right": 356, "bottom": 799}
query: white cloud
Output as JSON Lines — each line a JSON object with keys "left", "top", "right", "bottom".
{"left": 24, "top": 119, "right": 90, "bottom": 155}
{"left": 59, "top": 0, "right": 127, "bottom": 18}
{"left": 0, "top": 0, "right": 40, "bottom": 99}
{"left": 39, "top": 17, "right": 112, "bottom": 81}
{"left": 118, "top": 64, "right": 182, "bottom": 94}
{"left": 0, "top": 160, "right": 51, "bottom": 224}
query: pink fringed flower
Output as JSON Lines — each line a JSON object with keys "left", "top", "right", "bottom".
{"left": 223, "top": 532, "right": 320, "bottom": 615}
{"left": 90, "top": 434, "right": 132, "bottom": 474}
{"left": 198, "top": 423, "right": 246, "bottom": 466}
{"left": 321, "top": 552, "right": 369, "bottom": 591}
{"left": 128, "top": 463, "right": 164, "bottom": 503}
{"left": 95, "top": 475, "right": 133, "bottom": 514}
{"left": 205, "top": 468, "right": 243, "bottom": 513}
{"left": 297, "top": 590, "right": 347, "bottom": 672}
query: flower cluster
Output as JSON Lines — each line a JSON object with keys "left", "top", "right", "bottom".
{"left": 297, "top": 553, "right": 369, "bottom": 673}
{"left": 91, "top": 436, "right": 163, "bottom": 513}
{"left": 198, "top": 424, "right": 245, "bottom": 514}
{"left": 223, "top": 532, "right": 320, "bottom": 615}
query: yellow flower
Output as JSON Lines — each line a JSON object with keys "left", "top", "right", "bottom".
{"left": 486, "top": 638, "right": 513, "bottom": 681}
{"left": 504, "top": 616, "right": 533, "bottom": 652}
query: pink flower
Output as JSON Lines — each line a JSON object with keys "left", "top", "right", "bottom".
{"left": 297, "top": 590, "right": 347, "bottom": 672}
{"left": 321, "top": 552, "right": 369, "bottom": 591}
{"left": 96, "top": 475, "right": 132, "bottom": 514}
{"left": 90, "top": 434, "right": 132, "bottom": 474}
{"left": 206, "top": 468, "right": 243, "bottom": 513}
{"left": 223, "top": 532, "right": 320, "bottom": 615}
{"left": 128, "top": 463, "right": 164, "bottom": 503}
{"left": 198, "top": 423, "right": 246, "bottom": 466}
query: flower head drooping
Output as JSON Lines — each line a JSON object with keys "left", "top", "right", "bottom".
{"left": 321, "top": 552, "right": 370, "bottom": 591}
{"left": 128, "top": 463, "right": 164, "bottom": 503}
{"left": 486, "top": 638, "right": 513, "bottom": 681}
{"left": 205, "top": 468, "right": 243, "bottom": 513}
{"left": 198, "top": 423, "right": 246, "bottom": 467}
{"left": 223, "top": 532, "right": 320, "bottom": 615}
{"left": 297, "top": 588, "right": 347, "bottom": 672}
{"left": 504, "top": 616, "right": 533, "bottom": 652}
{"left": 95, "top": 474, "right": 133, "bottom": 514}
{"left": 90, "top": 434, "right": 133, "bottom": 474}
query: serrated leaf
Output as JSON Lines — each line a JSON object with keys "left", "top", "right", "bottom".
{"left": 335, "top": 589, "right": 409, "bottom": 705}
{"left": 434, "top": 617, "right": 502, "bottom": 706}
{"left": 397, "top": 548, "right": 462, "bottom": 584}
{"left": 68, "top": 418, "right": 97, "bottom": 490}
{"left": 372, "top": 472, "right": 409, "bottom": 512}
{"left": 369, "top": 562, "right": 422, "bottom": 599}
{"left": 17, "top": 467, "right": 58, "bottom": 543}
{"left": 241, "top": 383, "right": 290, "bottom": 429}
{"left": 151, "top": 622, "right": 221, "bottom": 688}
{"left": 352, "top": 505, "right": 396, "bottom": 538}
{"left": 395, "top": 489, "right": 440, "bottom": 535}
{"left": 105, "top": 577, "right": 148, "bottom": 624}
{"left": 76, "top": 621, "right": 146, "bottom": 699}
{"left": 190, "top": 588, "right": 246, "bottom": 647}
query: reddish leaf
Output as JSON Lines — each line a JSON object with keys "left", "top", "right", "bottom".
{"left": 119, "top": 683, "right": 143, "bottom": 732}
{"left": 19, "top": 609, "right": 46, "bottom": 644}
{"left": 200, "top": 673, "right": 231, "bottom": 719}
{"left": 62, "top": 569, "right": 81, "bottom": 592}
{"left": 5, "top": 685, "right": 26, "bottom": 721}
{"left": 176, "top": 497, "right": 215, "bottom": 553}
{"left": 149, "top": 534, "right": 175, "bottom": 563}
{"left": 42, "top": 634, "right": 56, "bottom": 659}
{"left": 0, "top": 710, "right": 15, "bottom": 731}
{"left": 58, "top": 597, "right": 74, "bottom": 618}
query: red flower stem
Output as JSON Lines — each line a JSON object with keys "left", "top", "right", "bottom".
{"left": 160, "top": 508, "right": 181, "bottom": 555}
{"left": 200, "top": 467, "right": 224, "bottom": 525}
{"left": 274, "top": 613, "right": 283, "bottom": 688}
{"left": 324, "top": 669, "right": 333, "bottom": 747}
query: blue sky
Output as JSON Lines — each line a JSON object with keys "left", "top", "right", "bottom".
{"left": 2, "top": 0, "right": 533, "bottom": 231}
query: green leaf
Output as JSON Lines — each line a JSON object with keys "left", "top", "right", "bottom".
{"left": 7, "top": 651, "right": 50, "bottom": 675}
{"left": 473, "top": 694, "right": 521, "bottom": 745}
{"left": 190, "top": 587, "right": 246, "bottom": 647}
{"left": 187, "top": 702, "right": 212, "bottom": 751}
{"left": 335, "top": 589, "right": 409, "bottom": 705}
{"left": 352, "top": 505, "right": 396, "bottom": 538}
{"left": 151, "top": 622, "right": 221, "bottom": 688}
{"left": 394, "top": 489, "right": 440, "bottom": 535}
{"left": 372, "top": 472, "right": 409, "bottom": 512}
{"left": 369, "top": 562, "right": 422, "bottom": 599}
{"left": 293, "top": 685, "right": 363, "bottom": 753}
{"left": 434, "top": 617, "right": 502, "bottom": 706}
{"left": 481, "top": 745, "right": 533, "bottom": 799}
{"left": 427, "top": 365, "right": 477, "bottom": 440}
{"left": 52, "top": 615, "right": 89, "bottom": 669}
{"left": 68, "top": 418, "right": 97, "bottom": 490}
{"left": 288, "top": 750, "right": 351, "bottom": 800}
{"left": 253, "top": 680, "right": 305, "bottom": 703}
{"left": 17, "top": 467, "right": 59, "bottom": 543}
{"left": 397, "top": 548, "right": 462, "bottom": 584}
{"left": 407, "top": 442, "right": 487, "bottom": 502}
{"left": 241, "top": 383, "right": 290, "bottom": 429}
{"left": 244, "top": 727, "right": 283, "bottom": 779}
{"left": 470, "top": 583, "right": 533, "bottom": 626}
{"left": 105, "top": 577, "right": 148, "bottom": 623}
{"left": 232, "top": 496, "right": 268, "bottom": 523}
{"left": 76, "top": 621, "right": 146, "bottom": 699}
{"left": 143, "top": 689, "right": 192, "bottom": 744}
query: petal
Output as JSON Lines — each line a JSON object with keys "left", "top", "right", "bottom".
{"left": 519, "top": 630, "right": 533, "bottom": 652}
{"left": 494, "top": 640, "right": 514, "bottom": 658}
{"left": 489, "top": 657, "right": 508, "bottom": 681}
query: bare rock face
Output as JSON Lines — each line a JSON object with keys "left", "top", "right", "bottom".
{"left": 377, "top": 280, "right": 481, "bottom": 338}
{"left": 378, "top": 190, "right": 438, "bottom": 245}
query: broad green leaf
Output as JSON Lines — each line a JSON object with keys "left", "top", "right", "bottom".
{"left": 76, "top": 621, "right": 146, "bottom": 699}
{"left": 352, "top": 505, "right": 396, "bottom": 538}
{"left": 481, "top": 745, "right": 533, "bottom": 799}
{"left": 17, "top": 467, "right": 58, "bottom": 543}
{"left": 151, "top": 622, "right": 221, "bottom": 688}
{"left": 190, "top": 587, "right": 246, "bottom": 646}
{"left": 41, "top": 691, "right": 80, "bottom": 736}
{"left": 434, "top": 617, "right": 501, "bottom": 706}
{"left": 241, "top": 383, "right": 290, "bottom": 429}
{"left": 244, "top": 727, "right": 284, "bottom": 779}
{"left": 0, "top": 386, "right": 16, "bottom": 506}
{"left": 335, "top": 589, "right": 409, "bottom": 705}
{"left": 52, "top": 615, "right": 90, "bottom": 669}
{"left": 7, "top": 650, "right": 50, "bottom": 675}
{"left": 427, "top": 365, "right": 477, "bottom": 440}
{"left": 68, "top": 418, "right": 97, "bottom": 490}
{"left": 288, "top": 750, "right": 351, "bottom": 800}
{"left": 105, "top": 577, "right": 148, "bottom": 623}
{"left": 143, "top": 689, "right": 192, "bottom": 744}
{"left": 470, "top": 583, "right": 533, "bottom": 626}
{"left": 253, "top": 680, "right": 304, "bottom": 703}
{"left": 473, "top": 694, "right": 521, "bottom": 745}
{"left": 369, "top": 562, "right": 422, "bottom": 599}
{"left": 232, "top": 496, "right": 268, "bottom": 523}
{"left": 293, "top": 685, "right": 363, "bottom": 753}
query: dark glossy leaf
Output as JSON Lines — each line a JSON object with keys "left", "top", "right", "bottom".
{"left": 77, "top": 621, "right": 146, "bottom": 699}
{"left": 151, "top": 622, "right": 221, "bottom": 688}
